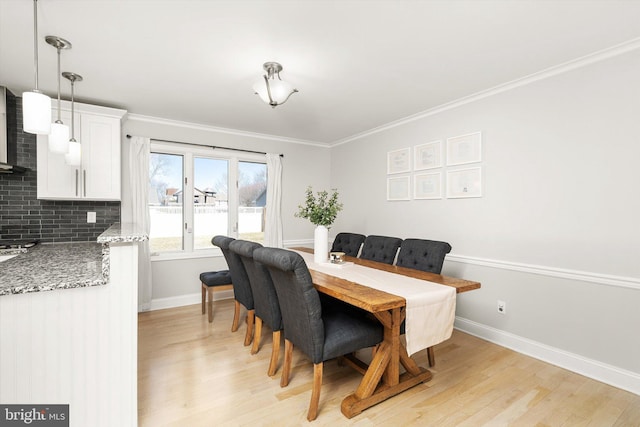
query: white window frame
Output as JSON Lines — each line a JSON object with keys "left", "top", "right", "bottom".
{"left": 150, "top": 140, "right": 266, "bottom": 260}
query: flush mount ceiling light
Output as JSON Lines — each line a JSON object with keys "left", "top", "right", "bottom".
{"left": 22, "top": 0, "right": 52, "bottom": 134}
{"left": 253, "top": 62, "right": 298, "bottom": 108}
{"left": 45, "top": 35, "right": 72, "bottom": 154}
{"left": 62, "top": 72, "right": 82, "bottom": 166}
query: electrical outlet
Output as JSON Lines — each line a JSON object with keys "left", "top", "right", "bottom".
{"left": 497, "top": 300, "right": 506, "bottom": 314}
{"left": 87, "top": 212, "right": 96, "bottom": 223}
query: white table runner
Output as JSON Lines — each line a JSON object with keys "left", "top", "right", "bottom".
{"left": 295, "top": 250, "right": 456, "bottom": 356}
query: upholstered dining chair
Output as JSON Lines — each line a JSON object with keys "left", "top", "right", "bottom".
{"left": 199, "top": 270, "right": 233, "bottom": 323}
{"left": 230, "top": 239, "right": 283, "bottom": 376}
{"left": 330, "top": 232, "right": 366, "bottom": 257}
{"left": 359, "top": 235, "right": 403, "bottom": 264}
{"left": 395, "top": 238, "right": 452, "bottom": 367}
{"left": 253, "top": 247, "right": 383, "bottom": 421}
{"left": 212, "top": 235, "right": 255, "bottom": 346}
{"left": 396, "top": 238, "right": 452, "bottom": 274}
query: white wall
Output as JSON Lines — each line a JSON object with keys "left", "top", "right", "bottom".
{"left": 330, "top": 49, "right": 640, "bottom": 387}
{"left": 120, "top": 117, "right": 330, "bottom": 303}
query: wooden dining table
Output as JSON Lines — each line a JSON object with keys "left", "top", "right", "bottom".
{"left": 291, "top": 247, "right": 481, "bottom": 418}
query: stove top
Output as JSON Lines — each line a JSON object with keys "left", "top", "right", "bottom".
{"left": 0, "top": 239, "right": 39, "bottom": 250}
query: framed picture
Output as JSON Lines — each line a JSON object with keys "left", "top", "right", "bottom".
{"left": 414, "top": 140, "right": 442, "bottom": 170}
{"left": 446, "top": 167, "right": 482, "bottom": 198}
{"left": 387, "top": 148, "right": 411, "bottom": 174}
{"left": 446, "top": 131, "right": 482, "bottom": 166}
{"left": 387, "top": 175, "right": 410, "bottom": 201}
{"left": 414, "top": 172, "right": 442, "bottom": 199}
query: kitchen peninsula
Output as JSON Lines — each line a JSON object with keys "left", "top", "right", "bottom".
{"left": 0, "top": 223, "right": 147, "bottom": 427}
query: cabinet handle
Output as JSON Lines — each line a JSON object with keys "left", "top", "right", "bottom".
{"left": 75, "top": 169, "right": 79, "bottom": 196}
{"left": 83, "top": 169, "right": 87, "bottom": 197}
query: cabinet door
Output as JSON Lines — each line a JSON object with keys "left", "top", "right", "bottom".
{"left": 80, "top": 113, "right": 121, "bottom": 200}
{"left": 37, "top": 110, "right": 82, "bottom": 199}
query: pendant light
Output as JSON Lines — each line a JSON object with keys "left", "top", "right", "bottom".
{"left": 62, "top": 72, "right": 82, "bottom": 166}
{"left": 45, "top": 36, "right": 72, "bottom": 153}
{"left": 22, "top": 0, "right": 52, "bottom": 134}
{"left": 253, "top": 62, "right": 298, "bottom": 108}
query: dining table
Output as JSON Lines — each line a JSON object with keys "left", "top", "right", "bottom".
{"left": 291, "top": 247, "right": 481, "bottom": 418}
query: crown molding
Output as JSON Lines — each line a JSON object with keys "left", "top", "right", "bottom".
{"left": 331, "top": 37, "right": 640, "bottom": 147}
{"left": 126, "top": 113, "right": 328, "bottom": 148}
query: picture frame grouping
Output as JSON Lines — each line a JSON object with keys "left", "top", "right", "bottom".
{"left": 386, "top": 131, "right": 483, "bottom": 201}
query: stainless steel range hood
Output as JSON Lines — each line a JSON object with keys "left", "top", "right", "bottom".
{"left": 0, "top": 86, "right": 27, "bottom": 174}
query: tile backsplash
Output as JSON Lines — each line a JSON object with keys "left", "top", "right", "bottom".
{"left": 0, "top": 97, "right": 120, "bottom": 242}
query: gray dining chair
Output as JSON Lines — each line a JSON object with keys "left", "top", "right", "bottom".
{"left": 253, "top": 247, "right": 384, "bottom": 421}
{"left": 396, "top": 238, "right": 452, "bottom": 274}
{"left": 212, "top": 235, "right": 255, "bottom": 346}
{"left": 330, "top": 232, "right": 366, "bottom": 257}
{"left": 395, "top": 238, "right": 452, "bottom": 367}
{"left": 359, "top": 235, "right": 403, "bottom": 264}
{"left": 230, "top": 239, "right": 283, "bottom": 376}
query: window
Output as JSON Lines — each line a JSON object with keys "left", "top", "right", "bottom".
{"left": 148, "top": 141, "right": 267, "bottom": 256}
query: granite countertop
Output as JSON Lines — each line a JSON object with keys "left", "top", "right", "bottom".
{"left": 97, "top": 222, "right": 148, "bottom": 244}
{"left": 0, "top": 223, "right": 148, "bottom": 296}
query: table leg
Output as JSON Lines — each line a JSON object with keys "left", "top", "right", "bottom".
{"left": 341, "top": 307, "right": 432, "bottom": 418}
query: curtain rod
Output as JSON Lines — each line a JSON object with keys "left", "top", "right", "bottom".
{"left": 126, "top": 135, "right": 284, "bottom": 157}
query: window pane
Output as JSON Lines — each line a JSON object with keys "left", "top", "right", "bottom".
{"left": 238, "top": 161, "right": 267, "bottom": 244}
{"left": 194, "top": 157, "right": 229, "bottom": 250}
{"left": 149, "top": 153, "right": 184, "bottom": 252}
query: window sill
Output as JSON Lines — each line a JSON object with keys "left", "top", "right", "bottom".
{"left": 151, "top": 249, "right": 222, "bottom": 262}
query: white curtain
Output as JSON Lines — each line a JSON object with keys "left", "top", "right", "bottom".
{"left": 129, "top": 136, "right": 152, "bottom": 311}
{"left": 265, "top": 153, "right": 283, "bottom": 247}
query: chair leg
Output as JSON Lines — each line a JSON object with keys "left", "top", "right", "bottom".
{"left": 280, "top": 339, "right": 293, "bottom": 387}
{"left": 201, "top": 283, "right": 206, "bottom": 315}
{"left": 307, "top": 362, "right": 323, "bottom": 421}
{"left": 231, "top": 300, "right": 241, "bottom": 332}
{"left": 207, "top": 287, "right": 214, "bottom": 323}
{"left": 251, "top": 316, "right": 263, "bottom": 354}
{"left": 427, "top": 346, "right": 436, "bottom": 367}
{"left": 244, "top": 309, "right": 255, "bottom": 346}
{"left": 268, "top": 330, "right": 281, "bottom": 376}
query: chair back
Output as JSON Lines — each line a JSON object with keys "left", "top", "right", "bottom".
{"left": 230, "top": 240, "right": 283, "bottom": 332}
{"left": 212, "top": 235, "right": 253, "bottom": 309}
{"left": 396, "top": 238, "right": 452, "bottom": 274}
{"left": 330, "top": 232, "right": 366, "bottom": 257}
{"left": 253, "top": 247, "right": 325, "bottom": 363}
{"left": 359, "top": 235, "right": 403, "bottom": 264}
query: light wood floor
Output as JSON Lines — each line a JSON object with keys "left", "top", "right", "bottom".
{"left": 138, "top": 300, "right": 640, "bottom": 426}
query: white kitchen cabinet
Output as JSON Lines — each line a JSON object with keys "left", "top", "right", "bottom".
{"left": 37, "top": 100, "right": 126, "bottom": 201}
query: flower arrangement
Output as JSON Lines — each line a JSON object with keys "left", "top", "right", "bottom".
{"left": 295, "top": 186, "right": 343, "bottom": 227}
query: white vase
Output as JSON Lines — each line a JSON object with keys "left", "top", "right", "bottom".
{"left": 314, "top": 225, "right": 329, "bottom": 263}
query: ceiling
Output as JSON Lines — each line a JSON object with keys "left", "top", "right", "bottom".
{"left": 2, "top": 0, "right": 640, "bottom": 145}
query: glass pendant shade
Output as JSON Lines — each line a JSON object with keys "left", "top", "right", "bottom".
{"left": 253, "top": 78, "right": 296, "bottom": 105}
{"left": 65, "top": 140, "right": 81, "bottom": 166}
{"left": 253, "top": 62, "right": 298, "bottom": 107}
{"left": 22, "top": 91, "right": 51, "bottom": 134}
{"left": 49, "top": 121, "right": 70, "bottom": 153}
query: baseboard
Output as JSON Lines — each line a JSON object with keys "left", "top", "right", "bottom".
{"left": 454, "top": 316, "right": 640, "bottom": 396}
{"left": 149, "top": 289, "right": 234, "bottom": 311}
{"left": 283, "top": 238, "right": 314, "bottom": 248}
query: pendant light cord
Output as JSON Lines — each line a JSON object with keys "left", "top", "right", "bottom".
{"left": 56, "top": 48, "right": 61, "bottom": 121}
{"left": 33, "top": 0, "right": 39, "bottom": 91}
{"left": 70, "top": 80, "right": 75, "bottom": 140}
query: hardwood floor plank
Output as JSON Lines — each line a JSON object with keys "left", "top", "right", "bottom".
{"left": 138, "top": 301, "right": 640, "bottom": 426}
